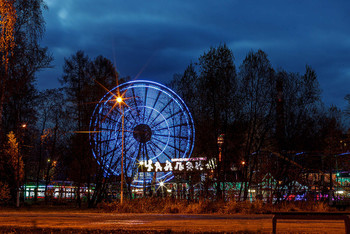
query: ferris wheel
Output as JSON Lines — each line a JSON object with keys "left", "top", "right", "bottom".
{"left": 89, "top": 80, "right": 195, "bottom": 187}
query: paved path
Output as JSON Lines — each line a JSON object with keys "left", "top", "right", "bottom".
{"left": 0, "top": 211, "right": 347, "bottom": 233}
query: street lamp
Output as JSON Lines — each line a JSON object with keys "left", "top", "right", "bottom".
{"left": 116, "top": 96, "right": 123, "bottom": 103}
{"left": 117, "top": 96, "right": 125, "bottom": 204}
{"left": 15, "top": 123, "right": 28, "bottom": 207}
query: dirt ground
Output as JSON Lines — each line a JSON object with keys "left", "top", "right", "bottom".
{"left": 0, "top": 210, "right": 347, "bottom": 233}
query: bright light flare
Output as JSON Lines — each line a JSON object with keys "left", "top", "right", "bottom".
{"left": 116, "top": 96, "right": 123, "bottom": 103}
{"left": 93, "top": 79, "right": 130, "bottom": 127}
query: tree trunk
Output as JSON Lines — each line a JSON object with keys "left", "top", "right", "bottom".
{"left": 0, "top": 83, "right": 5, "bottom": 137}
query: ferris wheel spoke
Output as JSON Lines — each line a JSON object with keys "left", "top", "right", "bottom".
{"left": 152, "top": 137, "right": 185, "bottom": 153}
{"left": 146, "top": 90, "right": 161, "bottom": 123}
{"left": 101, "top": 103, "right": 122, "bottom": 123}
{"left": 144, "top": 86, "right": 148, "bottom": 106}
{"left": 124, "top": 108, "right": 138, "bottom": 123}
{"left": 141, "top": 143, "right": 149, "bottom": 161}
{"left": 94, "top": 138, "right": 116, "bottom": 144}
{"left": 153, "top": 133, "right": 189, "bottom": 140}
{"left": 110, "top": 138, "right": 135, "bottom": 156}
{"left": 94, "top": 119, "right": 118, "bottom": 131}
{"left": 99, "top": 145, "right": 120, "bottom": 157}
{"left": 166, "top": 109, "right": 183, "bottom": 121}
{"left": 109, "top": 157, "right": 121, "bottom": 172}
{"left": 135, "top": 142, "right": 143, "bottom": 162}
{"left": 123, "top": 136, "right": 137, "bottom": 149}
{"left": 105, "top": 146, "right": 119, "bottom": 164}
{"left": 151, "top": 119, "right": 166, "bottom": 129}
{"left": 99, "top": 113, "right": 120, "bottom": 124}
{"left": 131, "top": 88, "right": 141, "bottom": 117}
{"left": 102, "top": 154, "right": 120, "bottom": 170}
{"left": 149, "top": 141, "right": 173, "bottom": 161}
{"left": 125, "top": 150, "right": 137, "bottom": 174}
{"left": 143, "top": 86, "right": 148, "bottom": 122}
{"left": 98, "top": 148, "right": 114, "bottom": 159}
{"left": 146, "top": 142, "right": 157, "bottom": 159}
{"left": 143, "top": 143, "right": 151, "bottom": 162}
{"left": 124, "top": 147, "right": 138, "bottom": 164}
{"left": 154, "top": 153, "right": 163, "bottom": 164}
{"left": 97, "top": 152, "right": 110, "bottom": 164}
{"left": 124, "top": 140, "right": 138, "bottom": 154}
{"left": 153, "top": 122, "right": 188, "bottom": 131}
{"left": 114, "top": 128, "right": 135, "bottom": 133}
{"left": 151, "top": 110, "right": 183, "bottom": 128}
{"left": 149, "top": 98, "right": 174, "bottom": 125}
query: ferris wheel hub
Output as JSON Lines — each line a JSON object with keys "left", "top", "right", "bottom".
{"left": 133, "top": 124, "right": 152, "bottom": 143}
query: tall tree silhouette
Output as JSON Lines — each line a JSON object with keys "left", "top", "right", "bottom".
{"left": 0, "top": 0, "right": 16, "bottom": 137}
{"left": 237, "top": 50, "right": 276, "bottom": 200}
{"left": 0, "top": 0, "right": 52, "bottom": 138}
{"left": 60, "top": 51, "right": 119, "bottom": 207}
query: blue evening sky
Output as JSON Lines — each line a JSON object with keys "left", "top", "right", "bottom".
{"left": 37, "top": 0, "right": 350, "bottom": 109}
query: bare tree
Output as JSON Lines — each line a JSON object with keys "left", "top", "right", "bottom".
{"left": 2, "top": 0, "right": 52, "bottom": 131}
{"left": 60, "top": 51, "right": 119, "bottom": 207}
{"left": 33, "top": 88, "right": 67, "bottom": 202}
{"left": 0, "top": 0, "right": 16, "bottom": 136}
{"left": 238, "top": 50, "right": 276, "bottom": 200}
{"left": 170, "top": 44, "right": 239, "bottom": 199}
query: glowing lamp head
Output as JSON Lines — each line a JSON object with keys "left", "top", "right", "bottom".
{"left": 159, "top": 181, "right": 164, "bottom": 187}
{"left": 116, "top": 96, "right": 123, "bottom": 103}
{"left": 22, "top": 124, "right": 27, "bottom": 128}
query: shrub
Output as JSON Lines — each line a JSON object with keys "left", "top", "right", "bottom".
{"left": 222, "top": 199, "right": 239, "bottom": 214}
{"left": 0, "top": 182, "right": 10, "bottom": 203}
{"left": 185, "top": 200, "right": 219, "bottom": 214}
{"left": 274, "top": 200, "right": 332, "bottom": 212}
{"left": 98, "top": 198, "right": 332, "bottom": 214}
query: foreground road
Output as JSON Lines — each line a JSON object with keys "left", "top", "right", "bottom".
{"left": 0, "top": 210, "right": 347, "bottom": 233}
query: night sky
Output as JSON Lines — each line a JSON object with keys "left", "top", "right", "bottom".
{"left": 37, "top": 0, "right": 350, "bottom": 109}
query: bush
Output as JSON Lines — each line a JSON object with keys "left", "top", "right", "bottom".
{"left": 98, "top": 198, "right": 186, "bottom": 213}
{"left": 0, "top": 182, "right": 10, "bottom": 203}
{"left": 274, "top": 200, "right": 333, "bottom": 212}
{"left": 98, "top": 198, "right": 332, "bottom": 214}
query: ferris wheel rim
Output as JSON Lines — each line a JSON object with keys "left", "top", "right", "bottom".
{"left": 89, "top": 79, "right": 195, "bottom": 186}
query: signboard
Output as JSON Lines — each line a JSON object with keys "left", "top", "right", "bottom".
{"left": 138, "top": 157, "right": 216, "bottom": 172}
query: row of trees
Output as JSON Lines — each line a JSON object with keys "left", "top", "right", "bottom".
{"left": 171, "top": 45, "right": 340, "bottom": 158}
{"left": 1, "top": 1, "right": 350, "bottom": 206}
{"left": 0, "top": 0, "right": 114, "bottom": 207}
{"left": 169, "top": 44, "right": 349, "bottom": 200}
{"left": 0, "top": 0, "right": 52, "bottom": 206}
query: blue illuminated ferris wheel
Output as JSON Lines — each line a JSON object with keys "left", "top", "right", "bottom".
{"left": 89, "top": 80, "right": 195, "bottom": 187}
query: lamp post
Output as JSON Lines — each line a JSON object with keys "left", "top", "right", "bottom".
{"left": 117, "top": 96, "right": 125, "bottom": 204}
{"left": 16, "top": 123, "right": 27, "bottom": 207}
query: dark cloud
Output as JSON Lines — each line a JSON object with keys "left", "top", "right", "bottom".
{"left": 37, "top": 0, "right": 350, "bottom": 109}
